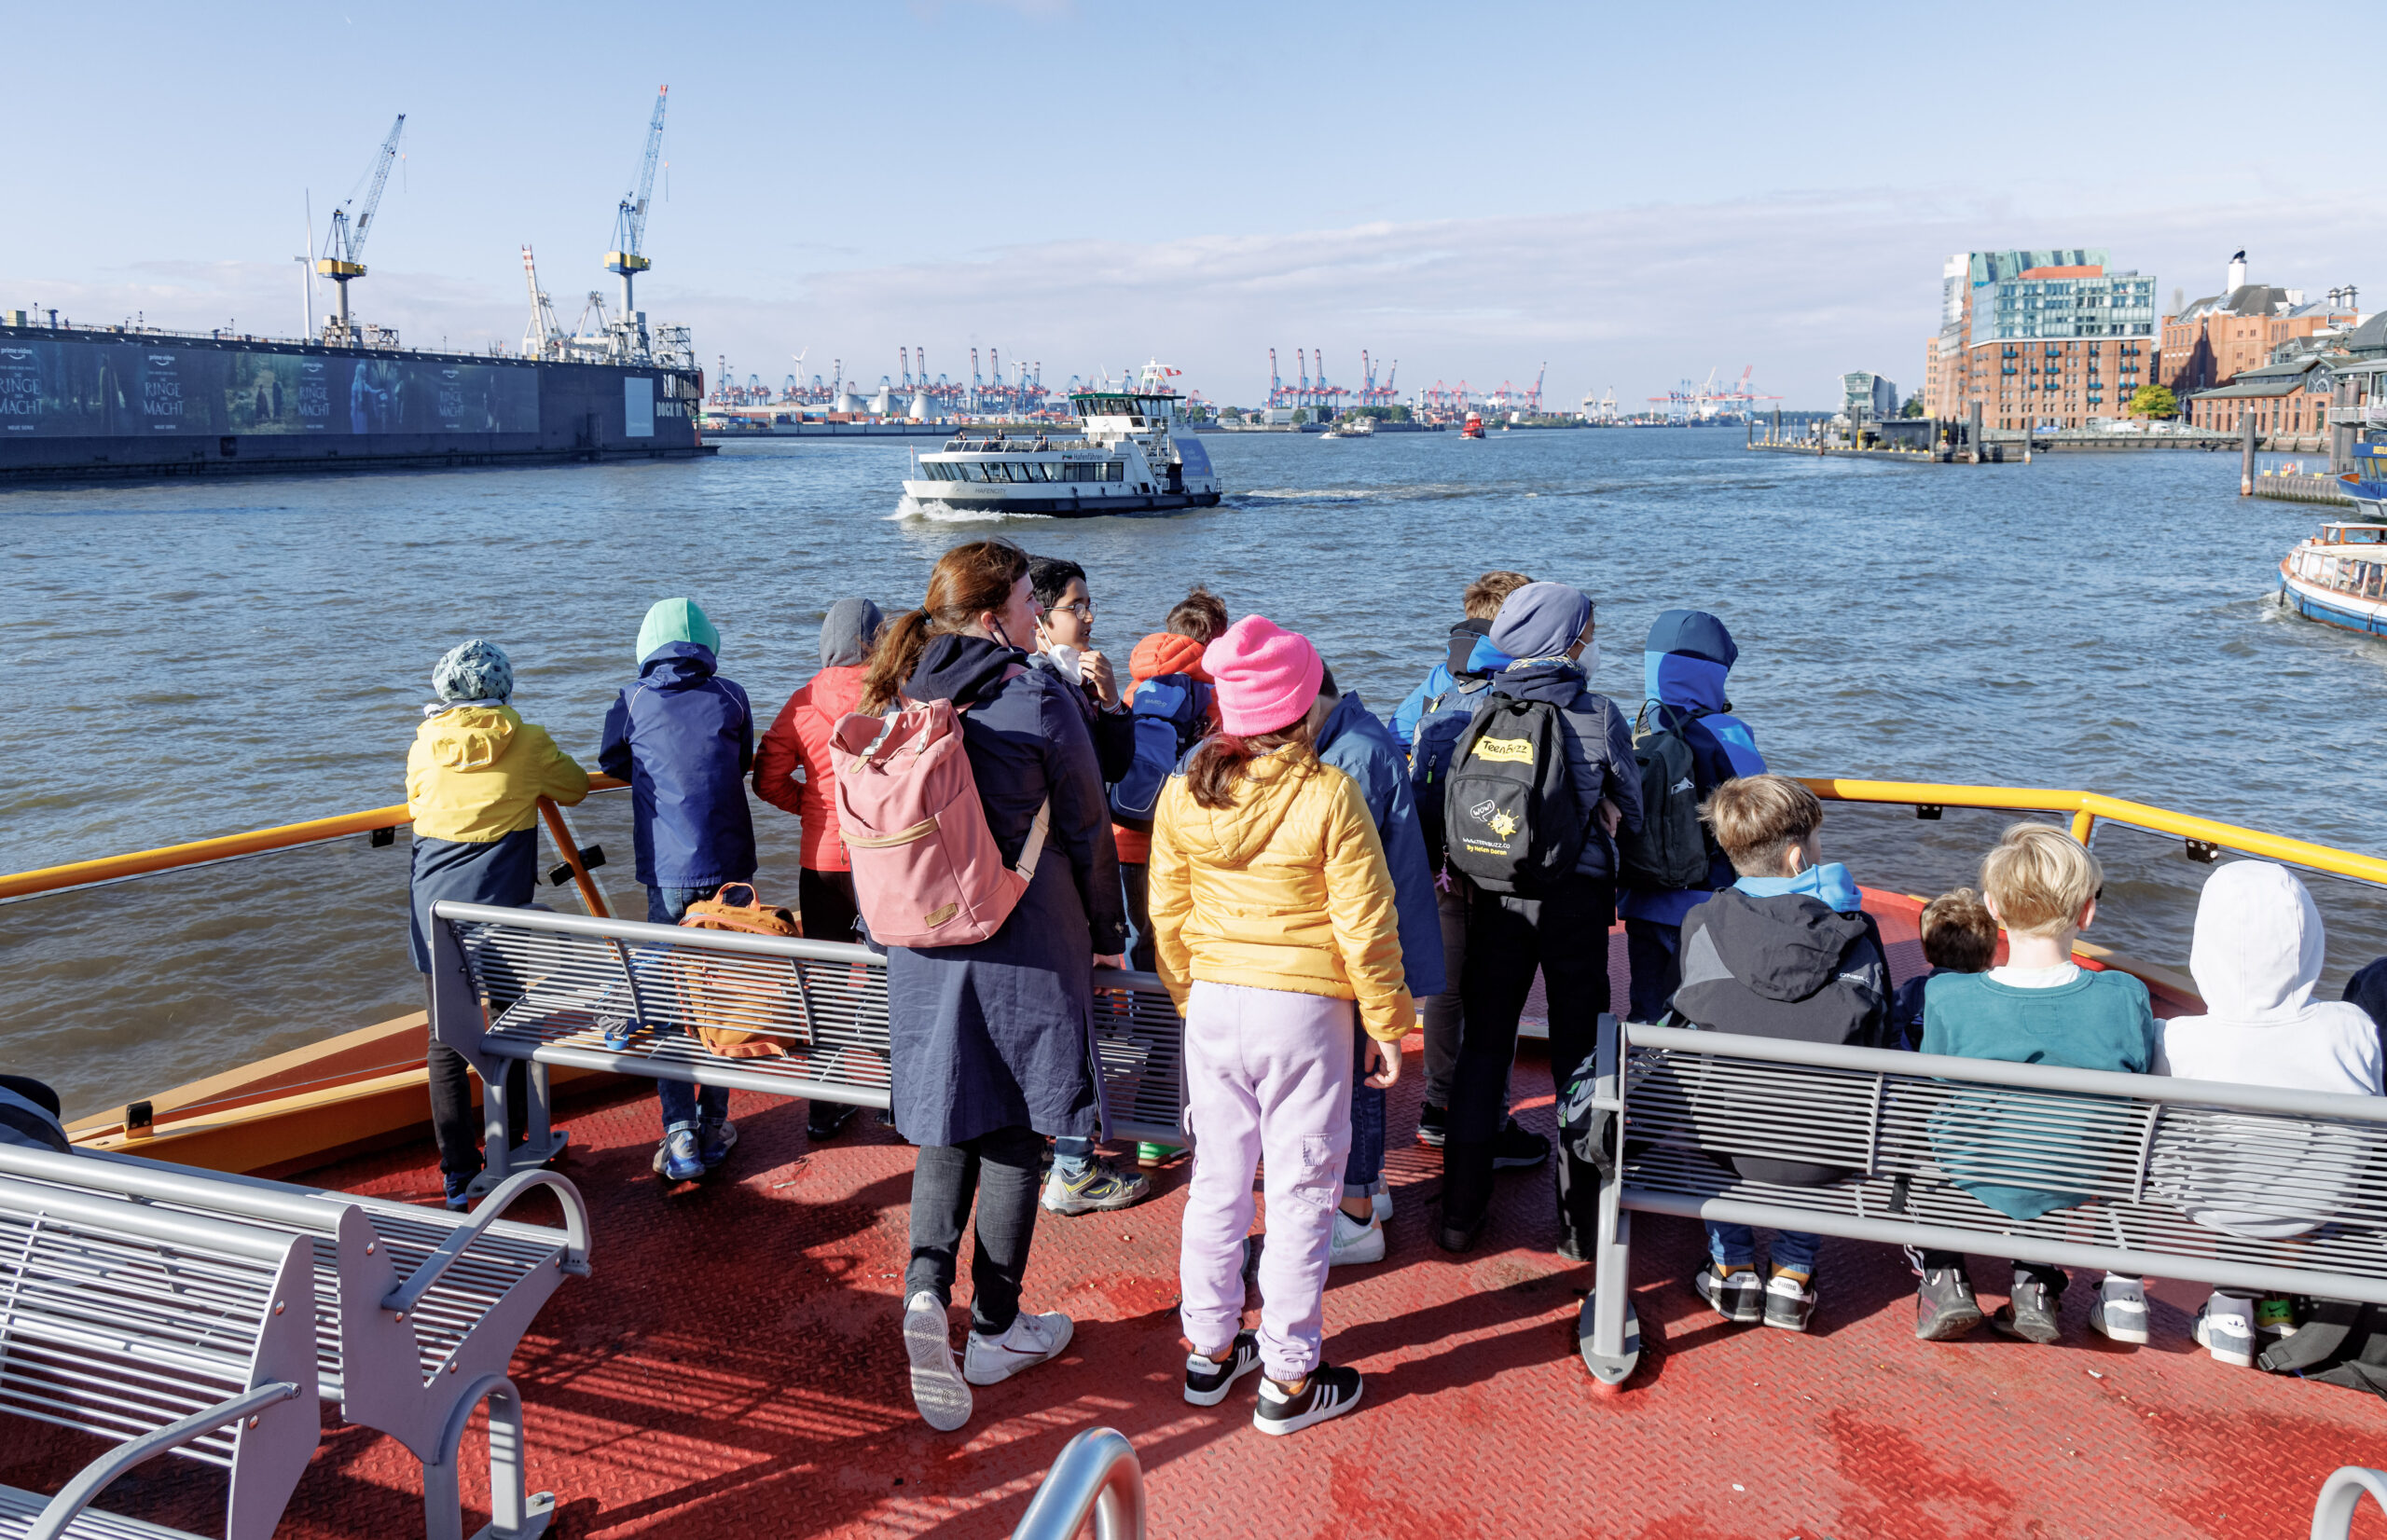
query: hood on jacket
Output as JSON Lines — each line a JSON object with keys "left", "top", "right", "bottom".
{"left": 1494, "top": 655, "right": 1586, "bottom": 704}
{"left": 638, "top": 598, "right": 721, "bottom": 665}
{"left": 1734, "top": 861, "right": 1863, "bottom": 914}
{"left": 1489, "top": 582, "right": 1593, "bottom": 662}
{"left": 1130, "top": 631, "right": 1210, "bottom": 685}
{"left": 1459, "top": 630, "right": 1514, "bottom": 680}
{"left": 821, "top": 598, "right": 884, "bottom": 668}
{"left": 1442, "top": 618, "right": 1490, "bottom": 680}
{"left": 1644, "top": 609, "right": 1737, "bottom": 715}
{"left": 1313, "top": 688, "right": 1379, "bottom": 758}
{"left": 420, "top": 704, "right": 522, "bottom": 771}
{"left": 908, "top": 632, "right": 1020, "bottom": 708}
{"left": 1698, "top": 886, "right": 1876, "bottom": 1004}
{"left": 2189, "top": 860, "right": 2326, "bottom": 1024}
{"left": 639, "top": 639, "right": 721, "bottom": 689}
{"left": 1158, "top": 750, "right": 1313, "bottom": 868}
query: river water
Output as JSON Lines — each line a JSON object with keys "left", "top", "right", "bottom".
{"left": 4, "top": 428, "right": 2383, "bottom": 1116}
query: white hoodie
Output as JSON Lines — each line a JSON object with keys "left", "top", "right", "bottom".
{"left": 2151, "top": 861, "right": 2384, "bottom": 1237}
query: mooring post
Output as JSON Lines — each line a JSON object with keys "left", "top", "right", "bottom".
{"left": 1968, "top": 403, "right": 1982, "bottom": 464}
{"left": 2241, "top": 412, "right": 2256, "bottom": 496}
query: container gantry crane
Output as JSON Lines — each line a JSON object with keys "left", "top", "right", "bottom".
{"left": 518, "top": 245, "right": 564, "bottom": 359}
{"left": 605, "top": 85, "right": 669, "bottom": 361}
{"left": 316, "top": 114, "right": 406, "bottom": 345}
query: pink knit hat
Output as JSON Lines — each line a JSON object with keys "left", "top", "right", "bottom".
{"left": 1203, "top": 615, "right": 1324, "bottom": 737}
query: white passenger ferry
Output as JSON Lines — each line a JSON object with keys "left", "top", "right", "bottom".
{"left": 900, "top": 363, "right": 1221, "bottom": 518}
{"left": 2280, "top": 522, "right": 2387, "bottom": 638}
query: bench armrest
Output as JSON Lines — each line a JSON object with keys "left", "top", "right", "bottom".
{"left": 24, "top": 1381, "right": 303, "bottom": 1540}
{"left": 382, "top": 1169, "right": 593, "bottom": 1317}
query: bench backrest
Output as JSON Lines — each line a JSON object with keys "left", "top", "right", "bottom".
{"left": 1614, "top": 1020, "right": 2387, "bottom": 1304}
{"left": 0, "top": 1173, "right": 319, "bottom": 1537}
{"left": 429, "top": 901, "right": 1190, "bottom": 1143}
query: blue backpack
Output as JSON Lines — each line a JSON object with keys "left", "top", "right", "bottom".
{"left": 1108, "top": 673, "right": 1213, "bottom": 832}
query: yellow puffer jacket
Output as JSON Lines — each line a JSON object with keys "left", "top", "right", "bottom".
{"left": 407, "top": 706, "right": 590, "bottom": 843}
{"left": 1148, "top": 750, "right": 1414, "bottom": 1041}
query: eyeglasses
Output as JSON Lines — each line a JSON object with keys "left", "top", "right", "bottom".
{"left": 1050, "top": 601, "right": 1094, "bottom": 621}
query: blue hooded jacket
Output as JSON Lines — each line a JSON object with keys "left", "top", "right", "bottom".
{"left": 1617, "top": 610, "right": 1767, "bottom": 928}
{"left": 599, "top": 641, "right": 758, "bottom": 889}
{"left": 1316, "top": 689, "right": 1446, "bottom": 997}
{"left": 1391, "top": 624, "right": 1513, "bottom": 747}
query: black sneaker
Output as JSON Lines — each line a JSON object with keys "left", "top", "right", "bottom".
{"left": 1992, "top": 1274, "right": 2064, "bottom": 1344}
{"left": 1693, "top": 1259, "right": 1763, "bottom": 1324}
{"left": 1415, "top": 1103, "right": 1447, "bottom": 1148}
{"left": 807, "top": 1100, "right": 856, "bottom": 1141}
{"left": 1915, "top": 1266, "right": 1983, "bottom": 1341}
{"left": 1183, "top": 1330, "right": 1262, "bottom": 1407}
{"left": 1434, "top": 1211, "right": 1485, "bottom": 1254}
{"left": 1491, "top": 1116, "right": 1549, "bottom": 1171}
{"left": 1253, "top": 1364, "right": 1362, "bottom": 1436}
{"left": 1762, "top": 1272, "right": 1817, "bottom": 1333}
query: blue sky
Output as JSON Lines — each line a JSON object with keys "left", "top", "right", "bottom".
{"left": 7, "top": 0, "right": 2375, "bottom": 407}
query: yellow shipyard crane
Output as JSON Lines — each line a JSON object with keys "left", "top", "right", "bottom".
{"left": 315, "top": 115, "right": 406, "bottom": 345}
{"left": 604, "top": 86, "right": 668, "bottom": 361}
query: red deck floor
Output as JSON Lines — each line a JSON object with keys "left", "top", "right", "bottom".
{"left": 20, "top": 910, "right": 2387, "bottom": 1538}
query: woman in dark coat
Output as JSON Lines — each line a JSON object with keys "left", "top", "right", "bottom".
{"left": 859, "top": 538, "right": 1125, "bottom": 1432}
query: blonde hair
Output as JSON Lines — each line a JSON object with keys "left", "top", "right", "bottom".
{"left": 1701, "top": 775, "right": 1824, "bottom": 877}
{"left": 1462, "top": 571, "right": 1534, "bottom": 621}
{"left": 1919, "top": 887, "right": 1998, "bottom": 972}
{"left": 1980, "top": 823, "right": 2103, "bottom": 938}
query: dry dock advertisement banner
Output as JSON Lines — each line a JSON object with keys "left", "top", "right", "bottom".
{"left": 0, "top": 341, "right": 539, "bottom": 436}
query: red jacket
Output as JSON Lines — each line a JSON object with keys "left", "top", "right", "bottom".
{"left": 754, "top": 663, "right": 869, "bottom": 872}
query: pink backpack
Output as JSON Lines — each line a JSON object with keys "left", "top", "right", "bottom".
{"left": 831, "top": 675, "right": 1052, "bottom": 948}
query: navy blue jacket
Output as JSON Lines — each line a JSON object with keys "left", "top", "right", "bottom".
{"left": 1316, "top": 690, "right": 1446, "bottom": 998}
{"left": 599, "top": 642, "right": 758, "bottom": 890}
{"left": 1477, "top": 658, "right": 1645, "bottom": 882}
{"left": 1618, "top": 610, "right": 1767, "bottom": 927}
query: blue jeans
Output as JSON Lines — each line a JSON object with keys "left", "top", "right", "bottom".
{"left": 1343, "top": 1020, "right": 1386, "bottom": 1198}
{"left": 1706, "top": 1221, "right": 1822, "bottom": 1276}
{"left": 649, "top": 885, "right": 730, "bottom": 1133}
{"left": 1052, "top": 1135, "right": 1092, "bottom": 1176}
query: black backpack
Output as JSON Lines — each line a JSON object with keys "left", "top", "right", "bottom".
{"left": 1442, "top": 694, "right": 1584, "bottom": 896}
{"left": 1616, "top": 702, "right": 1714, "bottom": 891}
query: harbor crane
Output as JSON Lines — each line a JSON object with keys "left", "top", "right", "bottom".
{"left": 315, "top": 114, "right": 405, "bottom": 345}
{"left": 605, "top": 85, "right": 668, "bottom": 361}
{"left": 518, "top": 246, "right": 565, "bottom": 358}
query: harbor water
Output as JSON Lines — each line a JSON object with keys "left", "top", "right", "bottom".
{"left": 5, "top": 428, "right": 2383, "bottom": 1117}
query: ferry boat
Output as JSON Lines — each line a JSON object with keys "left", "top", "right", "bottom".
{"left": 2279, "top": 521, "right": 2387, "bottom": 636}
{"left": 1318, "top": 416, "right": 1375, "bottom": 440}
{"left": 1460, "top": 410, "right": 1485, "bottom": 439}
{"left": 14, "top": 776, "right": 2387, "bottom": 1535}
{"left": 898, "top": 362, "right": 1220, "bottom": 518}
{"left": 2339, "top": 441, "right": 2387, "bottom": 517}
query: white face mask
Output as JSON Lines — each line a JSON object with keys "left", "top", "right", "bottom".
{"left": 1577, "top": 639, "right": 1599, "bottom": 679}
{"left": 1044, "top": 641, "right": 1083, "bottom": 678}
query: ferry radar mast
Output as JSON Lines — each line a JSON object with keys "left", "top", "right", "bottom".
{"left": 605, "top": 86, "right": 668, "bottom": 364}
{"left": 315, "top": 114, "right": 405, "bottom": 347}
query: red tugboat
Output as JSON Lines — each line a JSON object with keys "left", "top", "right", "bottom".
{"left": 1460, "top": 409, "right": 1485, "bottom": 438}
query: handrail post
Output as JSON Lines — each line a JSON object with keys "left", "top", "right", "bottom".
{"left": 2070, "top": 807, "right": 2096, "bottom": 846}
{"left": 1010, "top": 1427, "right": 1145, "bottom": 1540}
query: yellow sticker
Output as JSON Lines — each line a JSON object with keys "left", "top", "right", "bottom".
{"left": 1471, "top": 736, "right": 1535, "bottom": 765}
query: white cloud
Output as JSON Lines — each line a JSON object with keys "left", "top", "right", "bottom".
{"left": 7, "top": 192, "right": 2375, "bottom": 407}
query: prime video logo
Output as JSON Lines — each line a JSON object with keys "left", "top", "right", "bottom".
{"left": 0, "top": 348, "right": 32, "bottom": 361}
{"left": 147, "top": 355, "right": 175, "bottom": 366}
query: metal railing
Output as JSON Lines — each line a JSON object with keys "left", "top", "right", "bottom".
{"left": 1010, "top": 1428, "right": 1145, "bottom": 1540}
{"left": 2311, "top": 1467, "right": 2387, "bottom": 1540}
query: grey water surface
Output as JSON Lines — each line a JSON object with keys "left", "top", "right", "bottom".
{"left": 3, "top": 428, "right": 2381, "bottom": 1117}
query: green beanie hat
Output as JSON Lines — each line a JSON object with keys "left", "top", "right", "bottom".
{"left": 637, "top": 598, "right": 721, "bottom": 664}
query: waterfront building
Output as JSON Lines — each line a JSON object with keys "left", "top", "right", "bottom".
{"left": 1841, "top": 372, "right": 1897, "bottom": 420}
{"left": 2183, "top": 352, "right": 2341, "bottom": 442}
{"left": 1922, "top": 249, "right": 2161, "bottom": 431}
{"left": 2161, "top": 252, "right": 2360, "bottom": 397}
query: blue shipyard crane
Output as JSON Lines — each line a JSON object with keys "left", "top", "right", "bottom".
{"left": 315, "top": 114, "right": 405, "bottom": 343}
{"left": 605, "top": 86, "right": 669, "bottom": 359}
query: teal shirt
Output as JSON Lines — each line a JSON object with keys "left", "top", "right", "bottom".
{"left": 1919, "top": 969, "right": 2157, "bottom": 1221}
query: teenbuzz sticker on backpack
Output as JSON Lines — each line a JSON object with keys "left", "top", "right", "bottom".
{"left": 1470, "top": 734, "right": 1536, "bottom": 765}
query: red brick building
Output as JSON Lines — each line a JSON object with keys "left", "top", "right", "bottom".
{"left": 2163, "top": 254, "right": 2357, "bottom": 396}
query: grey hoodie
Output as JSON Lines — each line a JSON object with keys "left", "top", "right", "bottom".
{"left": 820, "top": 598, "right": 884, "bottom": 669}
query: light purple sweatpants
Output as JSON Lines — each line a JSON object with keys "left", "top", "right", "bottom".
{"left": 1179, "top": 979, "right": 1356, "bottom": 1383}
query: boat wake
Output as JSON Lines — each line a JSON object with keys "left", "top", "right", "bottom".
{"left": 889, "top": 495, "right": 1052, "bottom": 523}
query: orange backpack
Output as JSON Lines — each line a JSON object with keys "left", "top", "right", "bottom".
{"left": 670, "top": 882, "right": 800, "bottom": 1059}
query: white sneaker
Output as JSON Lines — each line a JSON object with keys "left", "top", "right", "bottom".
{"left": 1329, "top": 1209, "right": 1386, "bottom": 1266}
{"left": 1370, "top": 1178, "right": 1393, "bottom": 1224}
{"left": 963, "top": 1309, "right": 1074, "bottom": 1386}
{"left": 2193, "top": 1293, "right": 2256, "bottom": 1368}
{"left": 904, "top": 1291, "right": 972, "bottom": 1431}
{"left": 2089, "top": 1274, "right": 2149, "bottom": 1345}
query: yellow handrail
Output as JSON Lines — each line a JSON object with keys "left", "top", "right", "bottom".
{"left": 1, "top": 774, "right": 2380, "bottom": 902}
{"left": 0, "top": 776, "right": 628, "bottom": 902}
{"left": 1798, "top": 778, "right": 2387, "bottom": 888}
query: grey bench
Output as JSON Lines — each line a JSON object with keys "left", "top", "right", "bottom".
{"left": 0, "top": 1173, "right": 318, "bottom": 1540}
{"left": 426, "top": 901, "right": 1192, "bottom": 1191}
{"left": 0, "top": 1145, "right": 586, "bottom": 1540}
{"left": 1579, "top": 1016, "right": 2387, "bottom": 1386}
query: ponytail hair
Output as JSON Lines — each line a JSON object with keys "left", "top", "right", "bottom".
{"left": 859, "top": 538, "right": 1030, "bottom": 713}
{"left": 1185, "top": 694, "right": 1331, "bottom": 810}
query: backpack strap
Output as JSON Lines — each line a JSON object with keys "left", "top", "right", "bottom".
{"left": 1012, "top": 797, "right": 1053, "bottom": 881}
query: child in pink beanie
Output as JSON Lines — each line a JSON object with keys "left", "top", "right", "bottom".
{"left": 1151, "top": 612, "right": 1412, "bottom": 1437}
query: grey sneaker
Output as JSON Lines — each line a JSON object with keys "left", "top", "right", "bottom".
{"left": 2194, "top": 1294, "right": 2257, "bottom": 1368}
{"left": 1761, "top": 1271, "right": 1817, "bottom": 1333}
{"left": 1915, "top": 1267, "right": 1983, "bottom": 1341}
{"left": 904, "top": 1291, "right": 972, "bottom": 1431}
{"left": 1693, "top": 1260, "right": 1763, "bottom": 1325}
{"left": 2089, "top": 1275, "right": 2149, "bottom": 1345}
{"left": 1040, "top": 1159, "right": 1152, "bottom": 1215}
{"left": 1992, "top": 1274, "right": 2064, "bottom": 1344}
